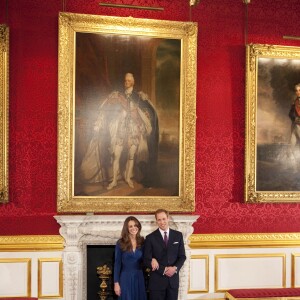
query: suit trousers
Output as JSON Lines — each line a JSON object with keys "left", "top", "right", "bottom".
{"left": 149, "top": 286, "right": 178, "bottom": 300}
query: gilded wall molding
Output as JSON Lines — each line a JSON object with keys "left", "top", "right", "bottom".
{"left": 0, "top": 235, "right": 64, "bottom": 251}
{"left": 1, "top": 233, "right": 300, "bottom": 250}
{"left": 189, "top": 233, "right": 300, "bottom": 248}
{"left": 38, "top": 258, "right": 63, "bottom": 298}
{"left": 0, "top": 24, "right": 9, "bottom": 204}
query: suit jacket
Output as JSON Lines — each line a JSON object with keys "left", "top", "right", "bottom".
{"left": 143, "top": 228, "right": 186, "bottom": 290}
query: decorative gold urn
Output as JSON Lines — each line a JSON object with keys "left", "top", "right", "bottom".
{"left": 97, "top": 264, "right": 112, "bottom": 300}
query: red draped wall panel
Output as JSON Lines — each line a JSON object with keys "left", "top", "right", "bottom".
{"left": 0, "top": 0, "right": 300, "bottom": 235}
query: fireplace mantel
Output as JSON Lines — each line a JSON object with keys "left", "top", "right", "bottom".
{"left": 55, "top": 214, "right": 199, "bottom": 300}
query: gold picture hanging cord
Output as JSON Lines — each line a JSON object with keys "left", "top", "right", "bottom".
{"left": 189, "top": 0, "right": 200, "bottom": 22}
{"left": 283, "top": 36, "right": 300, "bottom": 41}
{"left": 244, "top": 0, "right": 249, "bottom": 46}
{"left": 62, "top": 0, "right": 67, "bottom": 12}
{"left": 5, "top": 0, "right": 8, "bottom": 24}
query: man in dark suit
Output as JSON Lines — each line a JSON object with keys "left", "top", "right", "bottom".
{"left": 143, "top": 209, "right": 186, "bottom": 300}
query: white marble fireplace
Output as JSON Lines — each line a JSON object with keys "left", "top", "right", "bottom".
{"left": 55, "top": 214, "right": 199, "bottom": 300}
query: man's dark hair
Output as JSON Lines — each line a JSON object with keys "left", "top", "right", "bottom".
{"left": 154, "top": 208, "right": 169, "bottom": 219}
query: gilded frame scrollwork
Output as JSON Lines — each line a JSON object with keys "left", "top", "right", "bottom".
{"left": 0, "top": 24, "right": 9, "bottom": 204}
{"left": 245, "top": 44, "right": 300, "bottom": 203}
{"left": 57, "top": 13, "right": 197, "bottom": 212}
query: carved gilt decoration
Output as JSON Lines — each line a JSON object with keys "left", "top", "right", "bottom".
{"left": 0, "top": 24, "right": 9, "bottom": 204}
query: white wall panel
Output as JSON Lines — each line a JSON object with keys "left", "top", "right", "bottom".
{"left": 1, "top": 235, "right": 300, "bottom": 300}
{"left": 187, "top": 247, "right": 300, "bottom": 299}
{"left": 293, "top": 254, "right": 300, "bottom": 287}
{"left": 215, "top": 254, "right": 285, "bottom": 291}
{"left": 189, "top": 255, "right": 209, "bottom": 293}
{"left": 38, "top": 258, "right": 63, "bottom": 298}
{"left": 0, "top": 258, "right": 31, "bottom": 297}
{"left": 0, "top": 251, "right": 62, "bottom": 298}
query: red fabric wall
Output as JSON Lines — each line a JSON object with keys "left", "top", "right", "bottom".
{"left": 0, "top": 0, "right": 300, "bottom": 235}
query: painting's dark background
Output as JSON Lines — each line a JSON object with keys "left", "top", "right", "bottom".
{"left": 256, "top": 58, "right": 300, "bottom": 191}
{"left": 1, "top": 0, "right": 300, "bottom": 235}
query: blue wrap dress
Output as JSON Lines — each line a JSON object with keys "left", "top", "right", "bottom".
{"left": 114, "top": 242, "right": 147, "bottom": 300}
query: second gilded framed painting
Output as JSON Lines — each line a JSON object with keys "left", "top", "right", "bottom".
{"left": 57, "top": 13, "right": 197, "bottom": 212}
{"left": 245, "top": 44, "right": 300, "bottom": 203}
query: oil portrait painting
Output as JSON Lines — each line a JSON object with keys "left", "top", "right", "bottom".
{"left": 57, "top": 13, "right": 197, "bottom": 212}
{"left": 74, "top": 34, "right": 180, "bottom": 197}
{"left": 245, "top": 44, "right": 300, "bottom": 202}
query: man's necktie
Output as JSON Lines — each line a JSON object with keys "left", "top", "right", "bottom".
{"left": 164, "top": 231, "right": 168, "bottom": 246}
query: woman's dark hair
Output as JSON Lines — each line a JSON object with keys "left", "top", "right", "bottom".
{"left": 119, "top": 216, "right": 144, "bottom": 252}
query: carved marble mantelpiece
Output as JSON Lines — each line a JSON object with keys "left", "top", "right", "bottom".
{"left": 55, "top": 214, "right": 199, "bottom": 300}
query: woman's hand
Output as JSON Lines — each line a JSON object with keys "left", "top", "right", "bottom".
{"left": 114, "top": 282, "right": 121, "bottom": 296}
{"left": 151, "top": 258, "right": 159, "bottom": 271}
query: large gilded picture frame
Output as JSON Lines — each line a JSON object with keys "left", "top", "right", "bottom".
{"left": 245, "top": 44, "right": 300, "bottom": 203}
{"left": 57, "top": 13, "right": 197, "bottom": 212}
{"left": 0, "top": 24, "right": 9, "bottom": 204}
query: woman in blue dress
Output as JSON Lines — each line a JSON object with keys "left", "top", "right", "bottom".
{"left": 114, "top": 216, "right": 147, "bottom": 300}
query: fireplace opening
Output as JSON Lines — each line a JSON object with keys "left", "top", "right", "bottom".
{"left": 86, "top": 245, "right": 151, "bottom": 300}
{"left": 87, "top": 245, "right": 117, "bottom": 300}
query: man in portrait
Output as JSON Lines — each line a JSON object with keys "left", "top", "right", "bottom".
{"left": 78, "top": 73, "right": 159, "bottom": 191}
{"left": 288, "top": 83, "right": 300, "bottom": 164}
